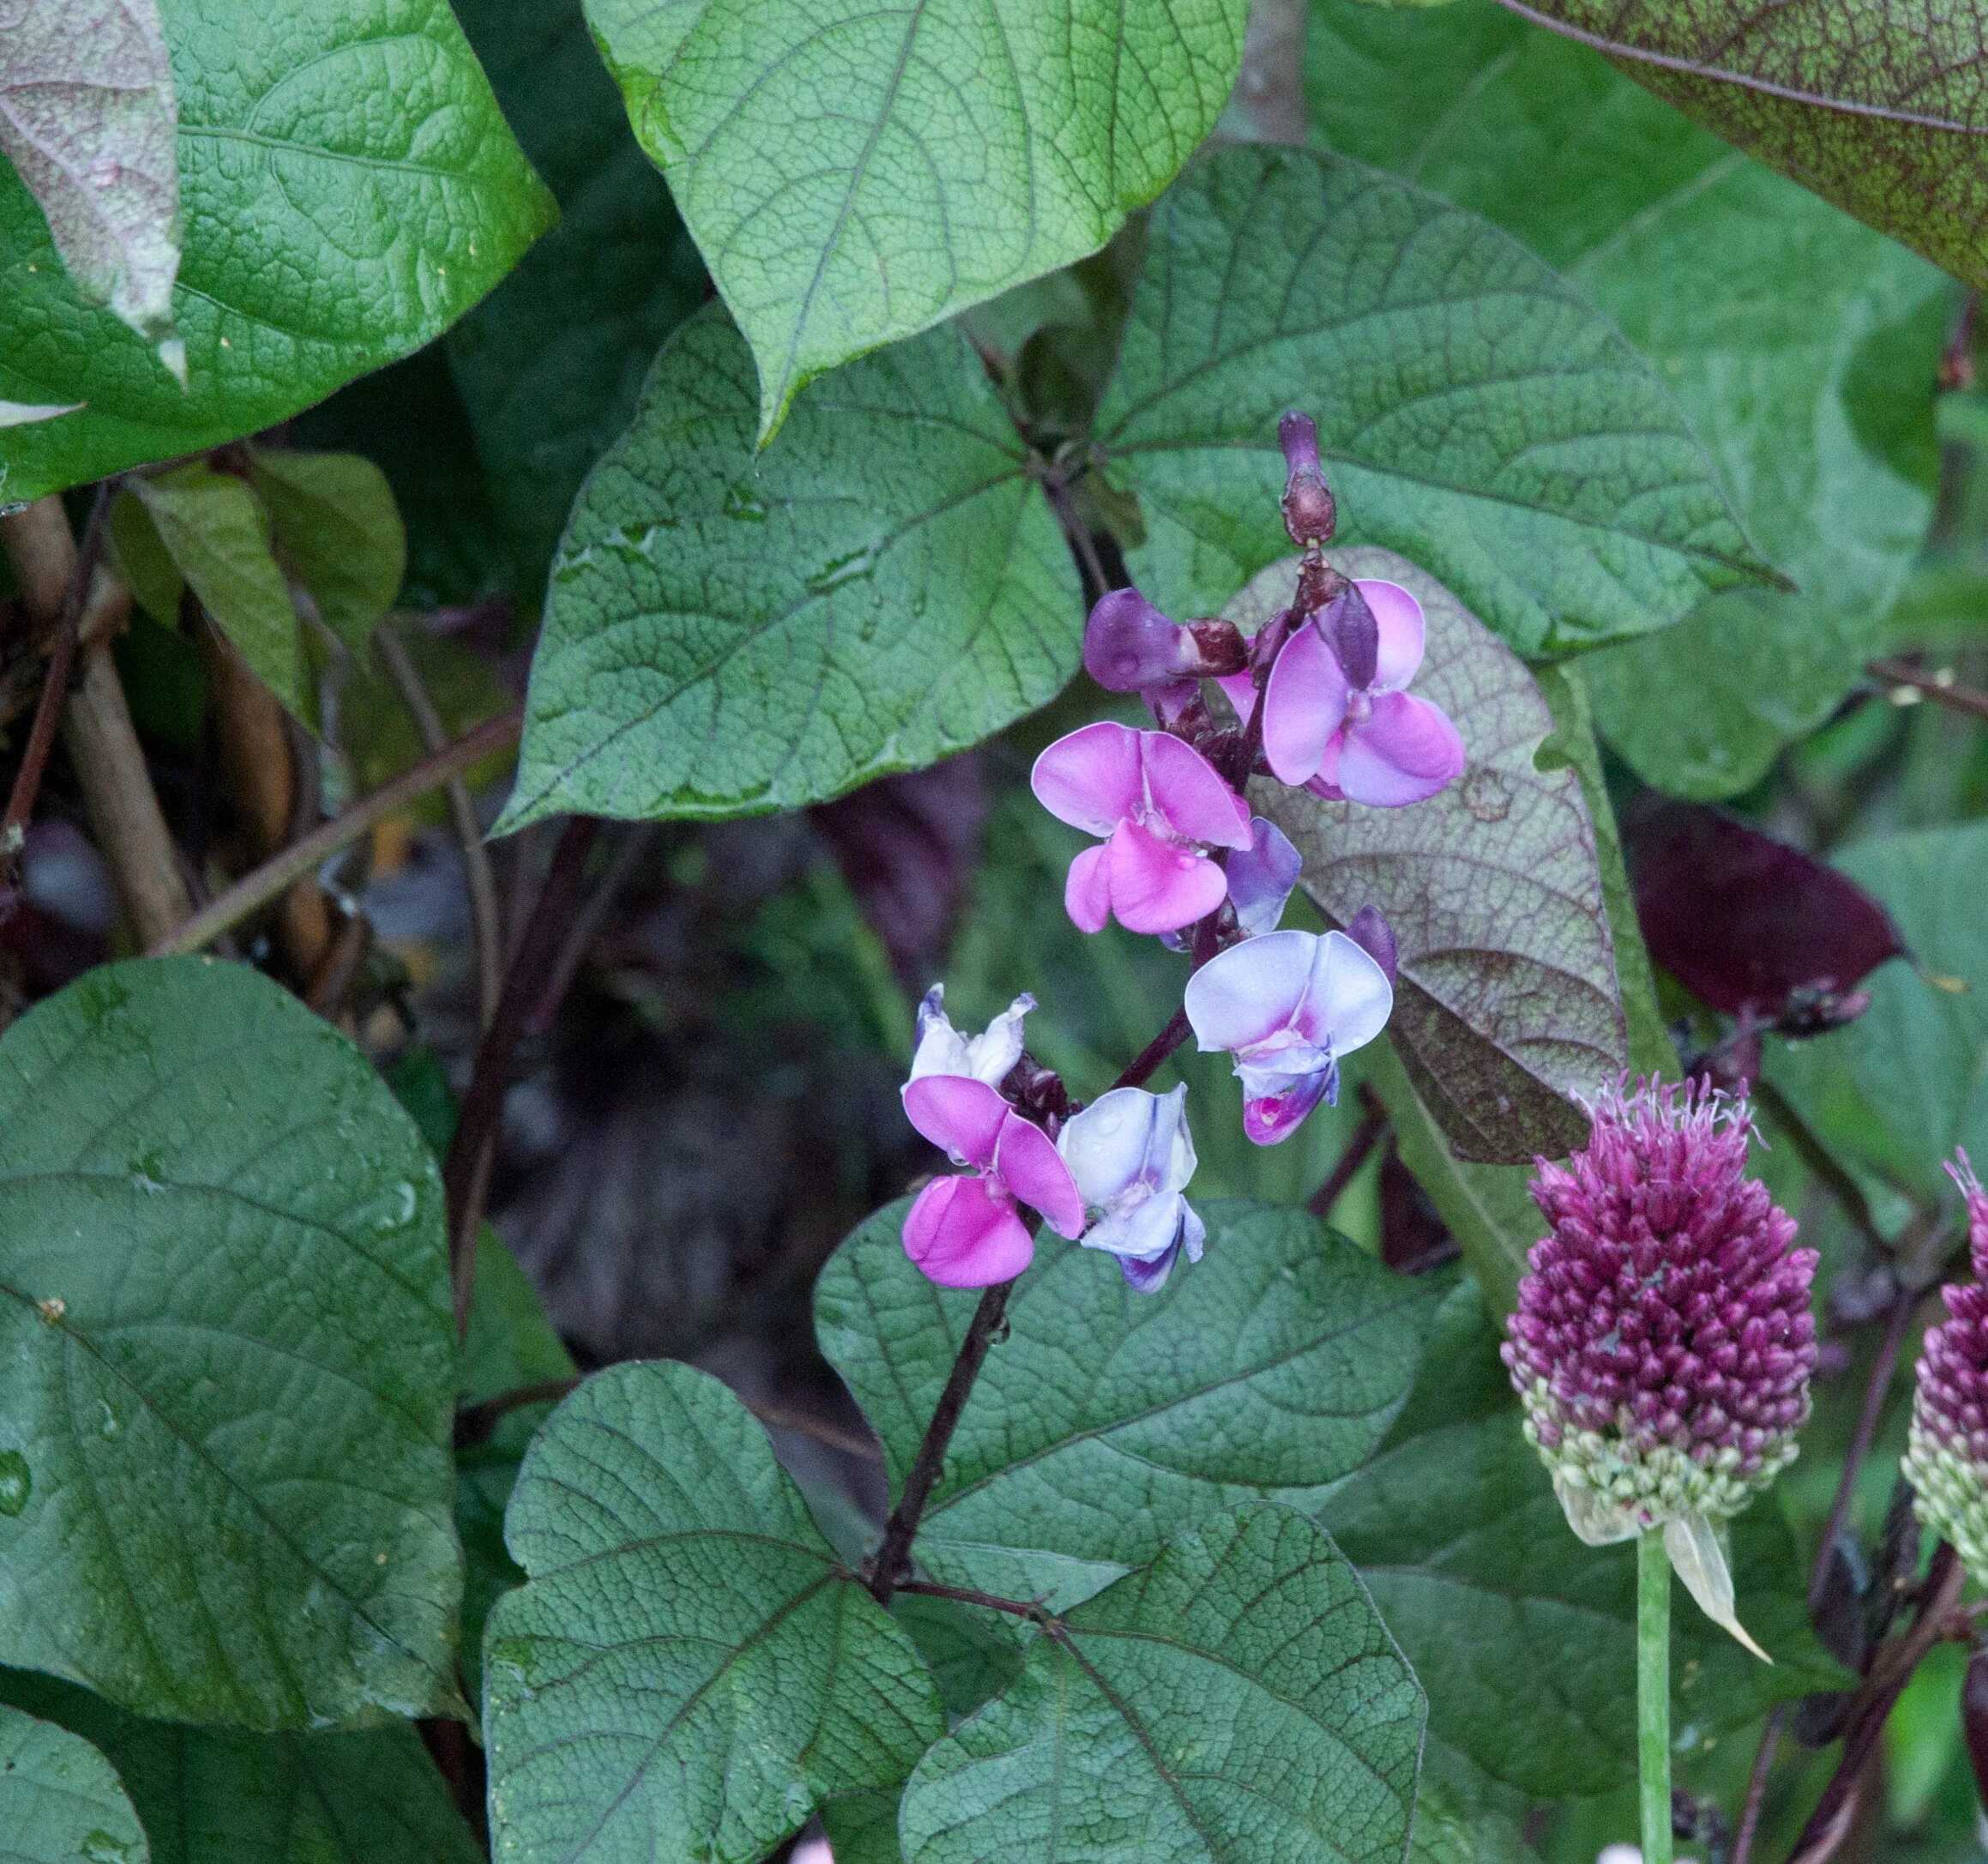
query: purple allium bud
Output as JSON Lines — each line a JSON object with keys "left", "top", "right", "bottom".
{"left": 1904, "top": 1154, "right": 1988, "bottom": 1581}
{"left": 1083, "top": 588, "right": 1244, "bottom": 693}
{"left": 1503, "top": 1079, "right": 1816, "bottom": 1645}
{"left": 1279, "top": 411, "right": 1336, "bottom": 546}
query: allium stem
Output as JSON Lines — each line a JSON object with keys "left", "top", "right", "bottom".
{"left": 1638, "top": 1529, "right": 1674, "bottom": 1864}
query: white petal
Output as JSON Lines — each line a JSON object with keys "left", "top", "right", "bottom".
{"left": 1183, "top": 929, "right": 1316, "bottom": 1053}
{"left": 1058, "top": 1086, "right": 1161, "bottom": 1205}
{"left": 1296, "top": 931, "right": 1393, "bottom": 1056}
{"left": 964, "top": 992, "right": 1035, "bottom": 1086}
{"left": 1153, "top": 1082, "right": 1197, "bottom": 1197}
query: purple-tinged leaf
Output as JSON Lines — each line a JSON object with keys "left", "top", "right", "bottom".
{"left": 1627, "top": 800, "right": 1902, "bottom": 1018}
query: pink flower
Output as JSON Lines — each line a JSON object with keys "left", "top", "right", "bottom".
{"left": 1262, "top": 580, "right": 1465, "bottom": 806}
{"left": 1031, "top": 721, "right": 1251, "bottom": 935}
{"left": 1182, "top": 928, "right": 1393, "bottom": 1143}
{"left": 901, "top": 1074, "right": 1084, "bottom": 1287}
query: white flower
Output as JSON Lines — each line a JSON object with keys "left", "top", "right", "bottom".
{"left": 1057, "top": 1083, "right": 1205, "bottom": 1292}
{"left": 907, "top": 983, "right": 1034, "bottom": 1089}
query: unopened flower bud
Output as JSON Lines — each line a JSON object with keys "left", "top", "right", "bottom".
{"left": 1344, "top": 904, "right": 1396, "bottom": 986}
{"left": 1906, "top": 1155, "right": 1988, "bottom": 1583}
{"left": 1319, "top": 584, "right": 1379, "bottom": 691}
{"left": 1083, "top": 589, "right": 1245, "bottom": 693}
{"left": 1503, "top": 1078, "right": 1816, "bottom": 1655}
{"left": 1279, "top": 411, "right": 1336, "bottom": 546}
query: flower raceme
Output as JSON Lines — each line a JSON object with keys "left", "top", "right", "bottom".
{"left": 1905, "top": 1154, "right": 1988, "bottom": 1583}
{"left": 1183, "top": 928, "right": 1394, "bottom": 1144}
{"left": 1031, "top": 721, "right": 1252, "bottom": 935}
{"left": 1503, "top": 1079, "right": 1817, "bottom": 1655}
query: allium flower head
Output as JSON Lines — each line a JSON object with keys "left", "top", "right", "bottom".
{"left": 1904, "top": 1153, "right": 1988, "bottom": 1583}
{"left": 1503, "top": 1078, "right": 1816, "bottom": 1655}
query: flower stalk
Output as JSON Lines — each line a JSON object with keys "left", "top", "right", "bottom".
{"left": 1637, "top": 1529, "right": 1674, "bottom": 1864}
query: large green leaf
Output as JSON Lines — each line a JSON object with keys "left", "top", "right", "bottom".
{"left": 447, "top": 0, "right": 707, "bottom": 582}
{"left": 483, "top": 1360, "right": 943, "bottom": 1864}
{"left": 0, "top": 0, "right": 556, "bottom": 505}
{"left": 0, "top": 1701, "right": 148, "bottom": 1864}
{"left": 1316, "top": 1283, "right": 1842, "bottom": 1799}
{"left": 585, "top": 0, "right": 1249, "bottom": 439}
{"left": 1241, "top": 550, "right": 1629, "bottom": 1163}
{"left": 1473, "top": 0, "right": 1988, "bottom": 298}
{"left": 1093, "top": 143, "right": 1772, "bottom": 656}
{"left": 898, "top": 1505, "right": 1425, "bottom": 1864}
{"left": 814, "top": 1198, "right": 1434, "bottom": 1610}
{"left": 0, "top": 1669, "right": 480, "bottom": 1864}
{"left": 250, "top": 449, "right": 407, "bottom": 656}
{"left": 0, "top": 957, "right": 460, "bottom": 1728}
{"left": 500, "top": 311, "right": 1081, "bottom": 829}
{"left": 1768, "top": 823, "right": 1988, "bottom": 1207}
{"left": 1302, "top": 0, "right": 1946, "bottom": 793}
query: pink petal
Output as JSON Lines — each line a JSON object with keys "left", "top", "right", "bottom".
{"left": 994, "top": 1111, "right": 1085, "bottom": 1239}
{"left": 1262, "top": 620, "right": 1349, "bottom": 787}
{"left": 902, "top": 1074, "right": 1008, "bottom": 1168}
{"left": 1358, "top": 581, "right": 1426, "bottom": 691}
{"left": 1065, "top": 842, "right": 1112, "bottom": 933}
{"left": 1030, "top": 721, "right": 1143, "bottom": 837}
{"left": 1105, "top": 819, "right": 1230, "bottom": 934}
{"left": 903, "top": 1175, "right": 1036, "bottom": 1287}
{"left": 1244, "top": 1068, "right": 1336, "bottom": 1146}
{"left": 1142, "top": 731, "right": 1251, "bottom": 849}
{"left": 1338, "top": 691, "right": 1466, "bottom": 807}
{"left": 1303, "top": 729, "right": 1347, "bottom": 802}
{"left": 1292, "top": 929, "right": 1395, "bottom": 1056}
{"left": 1183, "top": 928, "right": 1316, "bottom": 1053}
{"left": 1214, "top": 671, "right": 1258, "bottom": 723}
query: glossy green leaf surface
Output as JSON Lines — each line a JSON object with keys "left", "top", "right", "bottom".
{"left": 501, "top": 311, "right": 1080, "bottom": 829}
{"left": 815, "top": 1198, "right": 1433, "bottom": 1609}
{"left": 0, "top": 958, "right": 460, "bottom": 1728}
{"left": 585, "top": 0, "right": 1248, "bottom": 438}
{"left": 0, "top": 1701, "right": 148, "bottom": 1864}
{"left": 0, "top": 1669, "right": 480, "bottom": 1864}
{"left": 0, "top": 0, "right": 556, "bottom": 504}
{"left": 1244, "top": 550, "right": 1628, "bottom": 1162}
{"left": 483, "top": 1360, "right": 943, "bottom": 1864}
{"left": 1094, "top": 144, "right": 1771, "bottom": 655}
{"left": 900, "top": 1505, "right": 1424, "bottom": 1864}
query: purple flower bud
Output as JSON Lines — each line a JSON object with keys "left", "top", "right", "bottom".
{"left": 1503, "top": 1080, "right": 1816, "bottom": 1549}
{"left": 1905, "top": 1154, "right": 1988, "bottom": 1582}
{"left": 1279, "top": 411, "right": 1336, "bottom": 546}
{"left": 1321, "top": 585, "right": 1378, "bottom": 691}
{"left": 1083, "top": 589, "right": 1245, "bottom": 693}
{"left": 1344, "top": 904, "right": 1397, "bottom": 986}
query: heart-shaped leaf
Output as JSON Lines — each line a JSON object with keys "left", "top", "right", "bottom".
{"left": 0, "top": 1669, "right": 481, "bottom": 1864}
{"left": 1093, "top": 143, "right": 1774, "bottom": 655}
{"left": 584, "top": 0, "right": 1248, "bottom": 438}
{"left": 483, "top": 1360, "right": 943, "bottom": 1864}
{"left": 0, "top": 0, "right": 555, "bottom": 504}
{"left": 0, "top": 957, "right": 460, "bottom": 1728}
{"left": 899, "top": 1505, "right": 1425, "bottom": 1864}
{"left": 815, "top": 1198, "right": 1434, "bottom": 1610}
{"left": 500, "top": 310, "right": 1080, "bottom": 829}
{"left": 1243, "top": 548, "right": 1630, "bottom": 1161}
{"left": 0, "top": 1701, "right": 148, "bottom": 1864}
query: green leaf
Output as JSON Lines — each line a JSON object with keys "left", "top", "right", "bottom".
{"left": 250, "top": 449, "right": 406, "bottom": 656}
{"left": 107, "top": 486, "right": 185, "bottom": 629}
{"left": 1241, "top": 548, "right": 1630, "bottom": 1162}
{"left": 1314, "top": 1283, "right": 1843, "bottom": 1799}
{"left": 0, "top": 0, "right": 556, "bottom": 506}
{"left": 0, "top": 1669, "right": 481, "bottom": 1864}
{"left": 0, "top": 1701, "right": 148, "bottom": 1864}
{"left": 446, "top": 0, "right": 708, "bottom": 585}
{"left": 0, "top": 956, "right": 460, "bottom": 1728}
{"left": 586, "top": 0, "right": 1249, "bottom": 439}
{"left": 898, "top": 1504, "right": 1425, "bottom": 1864}
{"left": 1453, "top": 0, "right": 1988, "bottom": 298}
{"left": 0, "top": 0, "right": 180, "bottom": 369}
{"left": 821, "top": 1787, "right": 907, "bottom": 1864}
{"left": 501, "top": 311, "right": 1081, "bottom": 829}
{"left": 1093, "top": 143, "right": 1772, "bottom": 655}
{"left": 1299, "top": 0, "right": 1949, "bottom": 792}
{"left": 1768, "top": 822, "right": 1988, "bottom": 1207}
{"left": 483, "top": 1360, "right": 943, "bottom": 1864}
{"left": 127, "top": 463, "right": 310, "bottom": 721}
{"left": 814, "top": 1198, "right": 1434, "bottom": 1610}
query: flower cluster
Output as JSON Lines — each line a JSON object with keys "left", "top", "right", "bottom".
{"left": 1503, "top": 1078, "right": 1816, "bottom": 1651}
{"left": 1905, "top": 1155, "right": 1988, "bottom": 1583}
{"left": 897, "top": 414, "right": 1467, "bottom": 1292}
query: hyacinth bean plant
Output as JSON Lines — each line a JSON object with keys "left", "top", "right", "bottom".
{"left": 14, "top": 3, "right": 1988, "bottom": 1861}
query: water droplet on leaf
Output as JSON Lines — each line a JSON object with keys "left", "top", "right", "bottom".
{"left": 0, "top": 1451, "right": 30, "bottom": 1515}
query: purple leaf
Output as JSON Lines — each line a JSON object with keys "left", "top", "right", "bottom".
{"left": 1627, "top": 800, "right": 1902, "bottom": 1019}
{"left": 811, "top": 757, "right": 986, "bottom": 989}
